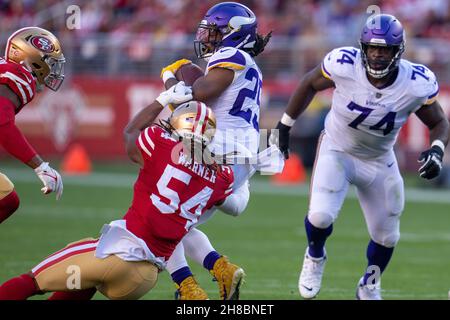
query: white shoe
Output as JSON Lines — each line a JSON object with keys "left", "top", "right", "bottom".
{"left": 356, "top": 277, "right": 382, "bottom": 300}
{"left": 298, "top": 247, "right": 327, "bottom": 299}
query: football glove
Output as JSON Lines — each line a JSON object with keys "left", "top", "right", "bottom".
{"left": 418, "top": 145, "right": 444, "bottom": 180}
{"left": 34, "top": 162, "right": 63, "bottom": 200}
{"left": 156, "top": 81, "right": 193, "bottom": 107}
{"left": 160, "top": 59, "right": 192, "bottom": 79}
{"left": 269, "top": 121, "right": 291, "bottom": 160}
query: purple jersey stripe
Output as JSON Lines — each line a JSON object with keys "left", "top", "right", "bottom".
{"left": 208, "top": 50, "right": 246, "bottom": 69}
{"left": 428, "top": 87, "right": 439, "bottom": 99}
{"left": 321, "top": 62, "right": 331, "bottom": 78}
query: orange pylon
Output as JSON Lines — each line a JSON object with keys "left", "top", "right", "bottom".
{"left": 271, "top": 153, "right": 306, "bottom": 185}
{"left": 61, "top": 143, "right": 92, "bottom": 175}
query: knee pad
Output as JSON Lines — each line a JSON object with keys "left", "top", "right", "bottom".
{"left": 98, "top": 259, "right": 158, "bottom": 300}
{"left": 308, "top": 211, "right": 335, "bottom": 229}
{"left": 370, "top": 216, "right": 401, "bottom": 248}
{"left": 0, "top": 173, "right": 14, "bottom": 200}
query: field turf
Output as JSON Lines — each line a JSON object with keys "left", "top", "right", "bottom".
{"left": 0, "top": 164, "right": 449, "bottom": 300}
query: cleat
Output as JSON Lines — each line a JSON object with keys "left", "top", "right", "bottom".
{"left": 211, "top": 256, "right": 245, "bottom": 300}
{"left": 298, "top": 247, "right": 327, "bottom": 299}
{"left": 174, "top": 276, "right": 208, "bottom": 300}
{"left": 356, "top": 277, "right": 382, "bottom": 300}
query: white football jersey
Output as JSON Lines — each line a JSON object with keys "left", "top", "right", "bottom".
{"left": 321, "top": 46, "right": 439, "bottom": 159}
{"left": 205, "top": 47, "right": 262, "bottom": 157}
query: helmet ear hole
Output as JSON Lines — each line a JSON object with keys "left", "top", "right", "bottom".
{"left": 32, "top": 63, "right": 42, "bottom": 69}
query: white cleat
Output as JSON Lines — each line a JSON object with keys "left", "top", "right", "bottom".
{"left": 298, "top": 247, "right": 327, "bottom": 299}
{"left": 356, "top": 277, "right": 382, "bottom": 300}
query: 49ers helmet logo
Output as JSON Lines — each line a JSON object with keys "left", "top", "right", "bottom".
{"left": 30, "top": 36, "right": 55, "bottom": 53}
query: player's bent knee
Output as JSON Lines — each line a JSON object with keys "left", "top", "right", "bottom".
{"left": 371, "top": 226, "right": 400, "bottom": 248}
{"left": 373, "top": 231, "right": 400, "bottom": 248}
{"left": 98, "top": 260, "right": 158, "bottom": 300}
{"left": 308, "top": 211, "right": 335, "bottom": 229}
{"left": 0, "top": 173, "right": 15, "bottom": 200}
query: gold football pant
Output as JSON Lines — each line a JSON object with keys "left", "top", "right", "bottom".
{"left": 0, "top": 172, "right": 14, "bottom": 200}
{"left": 31, "top": 238, "right": 158, "bottom": 300}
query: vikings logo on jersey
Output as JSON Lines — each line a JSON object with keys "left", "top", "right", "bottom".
{"left": 205, "top": 47, "right": 262, "bottom": 158}
{"left": 321, "top": 46, "right": 439, "bottom": 159}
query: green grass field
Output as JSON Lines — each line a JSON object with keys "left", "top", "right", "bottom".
{"left": 0, "top": 164, "right": 449, "bottom": 300}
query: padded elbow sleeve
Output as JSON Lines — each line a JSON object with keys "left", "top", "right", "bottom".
{"left": 218, "top": 181, "right": 250, "bottom": 217}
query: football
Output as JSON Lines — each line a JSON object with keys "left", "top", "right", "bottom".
{"left": 175, "top": 62, "right": 204, "bottom": 86}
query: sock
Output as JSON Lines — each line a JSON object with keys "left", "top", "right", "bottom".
{"left": 0, "top": 190, "right": 20, "bottom": 224}
{"left": 305, "top": 216, "right": 333, "bottom": 258}
{"left": 0, "top": 273, "right": 38, "bottom": 300}
{"left": 362, "top": 240, "right": 394, "bottom": 285}
{"left": 48, "top": 288, "right": 97, "bottom": 300}
{"left": 171, "top": 266, "right": 193, "bottom": 286}
{"left": 203, "top": 251, "right": 221, "bottom": 271}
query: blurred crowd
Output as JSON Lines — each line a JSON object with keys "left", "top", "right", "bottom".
{"left": 0, "top": 0, "right": 449, "bottom": 40}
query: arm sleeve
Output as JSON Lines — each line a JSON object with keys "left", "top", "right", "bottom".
{"left": 217, "top": 180, "right": 249, "bottom": 217}
{"left": 135, "top": 126, "right": 158, "bottom": 162}
{"left": 0, "top": 96, "right": 37, "bottom": 163}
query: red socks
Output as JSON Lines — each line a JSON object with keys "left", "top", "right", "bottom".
{"left": 48, "top": 288, "right": 97, "bottom": 300}
{"left": 0, "top": 190, "right": 20, "bottom": 224}
{"left": 0, "top": 273, "right": 38, "bottom": 300}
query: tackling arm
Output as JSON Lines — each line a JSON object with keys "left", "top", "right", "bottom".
{"left": 217, "top": 180, "right": 250, "bottom": 217}
{"left": 123, "top": 101, "right": 163, "bottom": 167}
{"left": 124, "top": 83, "right": 193, "bottom": 166}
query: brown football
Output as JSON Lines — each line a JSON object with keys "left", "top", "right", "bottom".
{"left": 175, "top": 63, "right": 204, "bottom": 86}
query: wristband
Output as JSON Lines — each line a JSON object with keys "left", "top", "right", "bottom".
{"left": 281, "top": 113, "right": 295, "bottom": 127}
{"left": 162, "top": 70, "right": 175, "bottom": 83}
{"left": 431, "top": 140, "right": 445, "bottom": 153}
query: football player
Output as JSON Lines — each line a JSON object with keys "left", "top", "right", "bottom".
{"left": 0, "top": 27, "right": 65, "bottom": 224}
{"left": 0, "top": 92, "right": 247, "bottom": 300}
{"left": 126, "top": 2, "right": 272, "bottom": 300}
{"left": 271, "top": 14, "right": 449, "bottom": 299}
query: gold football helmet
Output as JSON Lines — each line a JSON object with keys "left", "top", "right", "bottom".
{"left": 165, "top": 101, "right": 216, "bottom": 163}
{"left": 5, "top": 27, "right": 65, "bottom": 91}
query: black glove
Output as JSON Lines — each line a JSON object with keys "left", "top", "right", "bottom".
{"left": 270, "top": 121, "right": 291, "bottom": 160}
{"left": 418, "top": 145, "right": 444, "bottom": 180}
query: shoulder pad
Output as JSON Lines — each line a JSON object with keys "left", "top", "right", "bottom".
{"left": 404, "top": 61, "right": 439, "bottom": 104}
{"left": 322, "top": 46, "right": 360, "bottom": 81}
{"left": 0, "top": 59, "right": 35, "bottom": 106}
{"left": 207, "top": 47, "right": 247, "bottom": 72}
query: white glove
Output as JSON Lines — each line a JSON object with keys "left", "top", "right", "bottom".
{"left": 156, "top": 81, "right": 193, "bottom": 106}
{"left": 34, "top": 162, "right": 63, "bottom": 200}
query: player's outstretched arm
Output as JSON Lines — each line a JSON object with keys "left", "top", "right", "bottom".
{"left": 123, "top": 83, "right": 193, "bottom": 166}
{"left": 123, "top": 101, "right": 163, "bottom": 167}
{"left": 415, "top": 100, "right": 449, "bottom": 179}
{"left": 271, "top": 64, "right": 334, "bottom": 159}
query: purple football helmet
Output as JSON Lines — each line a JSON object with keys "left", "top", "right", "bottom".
{"left": 360, "top": 14, "right": 405, "bottom": 78}
{"left": 194, "top": 2, "right": 258, "bottom": 59}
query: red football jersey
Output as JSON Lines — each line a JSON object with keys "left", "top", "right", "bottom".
{"left": 124, "top": 125, "right": 234, "bottom": 260}
{"left": 0, "top": 57, "right": 36, "bottom": 111}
